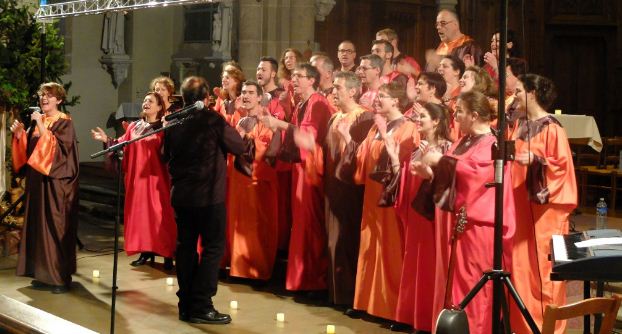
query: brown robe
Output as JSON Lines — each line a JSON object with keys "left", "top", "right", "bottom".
{"left": 323, "top": 106, "right": 374, "bottom": 305}
{"left": 13, "top": 113, "right": 80, "bottom": 287}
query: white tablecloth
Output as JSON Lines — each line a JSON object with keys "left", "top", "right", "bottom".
{"left": 552, "top": 114, "right": 602, "bottom": 152}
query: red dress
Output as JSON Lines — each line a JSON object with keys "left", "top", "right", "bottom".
{"left": 395, "top": 141, "right": 451, "bottom": 331}
{"left": 430, "top": 133, "right": 516, "bottom": 334}
{"left": 114, "top": 121, "right": 177, "bottom": 258}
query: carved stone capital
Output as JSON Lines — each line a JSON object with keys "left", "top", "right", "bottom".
{"left": 315, "top": 0, "right": 336, "bottom": 22}
{"left": 99, "top": 54, "right": 132, "bottom": 88}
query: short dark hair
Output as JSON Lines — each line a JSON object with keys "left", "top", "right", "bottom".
{"left": 423, "top": 102, "right": 451, "bottom": 142}
{"left": 296, "top": 63, "right": 320, "bottom": 90}
{"left": 260, "top": 56, "right": 279, "bottom": 73}
{"left": 360, "top": 54, "right": 384, "bottom": 71}
{"left": 181, "top": 76, "right": 209, "bottom": 105}
{"left": 242, "top": 80, "right": 264, "bottom": 96}
{"left": 418, "top": 72, "right": 447, "bottom": 99}
{"left": 518, "top": 73, "right": 557, "bottom": 110}
{"left": 372, "top": 39, "right": 394, "bottom": 54}
{"left": 442, "top": 55, "right": 466, "bottom": 77}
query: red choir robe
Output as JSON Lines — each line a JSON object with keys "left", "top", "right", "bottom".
{"left": 13, "top": 113, "right": 79, "bottom": 287}
{"left": 395, "top": 140, "right": 451, "bottom": 331}
{"left": 109, "top": 120, "right": 177, "bottom": 258}
{"left": 430, "top": 133, "right": 516, "bottom": 334}
{"left": 509, "top": 116, "right": 577, "bottom": 334}
{"left": 343, "top": 117, "right": 419, "bottom": 320}
{"left": 281, "top": 92, "right": 332, "bottom": 290}
{"left": 227, "top": 117, "right": 279, "bottom": 280}
{"left": 266, "top": 87, "right": 293, "bottom": 252}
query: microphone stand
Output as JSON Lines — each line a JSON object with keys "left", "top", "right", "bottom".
{"left": 90, "top": 118, "right": 185, "bottom": 334}
{"left": 449, "top": 1, "right": 540, "bottom": 333}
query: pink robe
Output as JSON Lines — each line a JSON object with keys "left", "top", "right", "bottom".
{"left": 431, "top": 133, "right": 515, "bottom": 334}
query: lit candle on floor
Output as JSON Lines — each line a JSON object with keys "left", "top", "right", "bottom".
{"left": 230, "top": 300, "right": 238, "bottom": 309}
{"left": 555, "top": 109, "right": 562, "bottom": 115}
{"left": 166, "top": 277, "right": 174, "bottom": 286}
{"left": 276, "top": 312, "right": 285, "bottom": 322}
{"left": 92, "top": 270, "right": 100, "bottom": 278}
{"left": 326, "top": 324, "right": 336, "bottom": 333}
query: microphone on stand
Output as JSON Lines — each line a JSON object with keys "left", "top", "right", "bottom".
{"left": 164, "top": 100, "right": 205, "bottom": 122}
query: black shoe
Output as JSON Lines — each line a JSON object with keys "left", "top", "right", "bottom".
{"left": 163, "top": 257, "right": 174, "bottom": 271}
{"left": 30, "top": 280, "right": 50, "bottom": 289}
{"left": 344, "top": 308, "right": 363, "bottom": 319}
{"left": 189, "top": 309, "right": 232, "bottom": 324}
{"left": 389, "top": 322, "right": 412, "bottom": 332}
{"left": 130, "top": 253, "right": 154, "bottom": 267}
{"left": 179, "top": 311, "right": 190, "bottom": 322}
{"left": 51, "top": 285, "right": 69, "bottom": 294}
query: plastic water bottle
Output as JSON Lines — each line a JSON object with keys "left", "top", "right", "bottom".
{"left": 596, "top": 198, "right": 608, "bottom": 229}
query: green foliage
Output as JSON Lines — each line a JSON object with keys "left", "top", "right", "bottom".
{"left": 0, "top": 0, "right": 79, "bottom": 112}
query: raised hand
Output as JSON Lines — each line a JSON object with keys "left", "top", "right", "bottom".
{"left": 515, "top": 151, "right": 534, "bottom": 166}
{"left": 484, "top": 52, "right": 498, "bottom": 71}
{"left": 90, "top": 127, "right": 109, "bottom": 142}
{"left": 30, "top": 110, "right": 43, "bottom": 122}
{"left": 335, "top": 118, "right": 352, "bottom": 143}
{"left": 293, "top": 128, "right": 316, "bottom": 151}
{"left": 422, "top": 150, "right": 443, "bottom": 167}
{"left": 10, "top": 120, "right": 24, "bottom": 137}
{"left": 384, "top": 135, "right": 400, "bottom": 162}
{"left": 462, "top": 53, "right": 475, "bottom": 68}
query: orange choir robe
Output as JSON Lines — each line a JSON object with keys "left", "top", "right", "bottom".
{"left": 350, "top": 118, "right": 419, "bottom": 320}
{"left": 444, "top": 86, "right": 462, "bottom": 142}
{"left": 509, "top": 115, "right": 577, "bottom": 334}
{"left": 227, "top": 119, "right": 279, "bottom": 280}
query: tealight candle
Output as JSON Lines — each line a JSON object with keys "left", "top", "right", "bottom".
{"left": 276, "top": 312, "right": 285, "bottom": 322}
{"left": 92, "top": 270, "right": 100, "bottom": 278}
{"left": 554, "top": 109, "right": 562, "bottom": 115}
{"left": 230, "top": 300, "right": 238, "bottom": 309}
{"left": 326, "top": 324, "right": 336, "bottom": 333}
{"left": 166, "top": 277, "right": 174, "bottom": 286}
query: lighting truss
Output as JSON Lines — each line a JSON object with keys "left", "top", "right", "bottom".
{"left": 34, "top": 0, "right": 216, "bottom": 21}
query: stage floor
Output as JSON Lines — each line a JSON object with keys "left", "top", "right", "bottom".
{"left": 0, "top": 211, "right": 620, "bottom": 333}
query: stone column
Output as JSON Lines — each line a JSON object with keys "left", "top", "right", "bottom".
{"left": 238, "top": 0, "right": 316, "bottom": 76}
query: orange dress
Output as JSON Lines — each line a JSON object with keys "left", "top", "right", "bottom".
{"left": 227, "top": 119, "right": 279, "bottom": 280}
{"left": 509, "top": 115, "right": 577, "bottom": 334}
{"left": 350, "top": 118, "right": 419, "bottom": 320}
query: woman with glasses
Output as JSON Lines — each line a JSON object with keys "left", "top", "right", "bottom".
{"left": 11, "top": 82, "right": 79, "bottom": 294}
{"left": 337, "top": 82, "right": 419, "bottom": 326}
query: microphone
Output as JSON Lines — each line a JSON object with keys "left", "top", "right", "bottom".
{"left": 164, "top": 100, "right": 205, "bottom": 122}
{"left": 28, "top": 106, "right": 41, "bottom": 113}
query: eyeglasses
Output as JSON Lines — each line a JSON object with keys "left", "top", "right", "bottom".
{"left": 377, "top": 94, "right": 393, "bottom": 99}
{"left": 38, "top": 93, "right": 56, "bottom": 99}
{"left": 291, "top": 74, "right": 312, "bottom": 79}
{"left": 338, "top": 49, "right": 355, "bottom": 54}
{"left": 435, "top": 20, "right": 455, "bottom": 28}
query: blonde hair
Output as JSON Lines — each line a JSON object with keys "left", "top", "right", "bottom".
{"left": 149, "top": 76, "right": 175, "bottom": 95}
{"left": 38, "top": 82, "right": 66, "bottom": 102}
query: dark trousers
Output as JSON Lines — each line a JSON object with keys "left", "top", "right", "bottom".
{"left": 173, "top": 203, "right": 226, "bottom": 314}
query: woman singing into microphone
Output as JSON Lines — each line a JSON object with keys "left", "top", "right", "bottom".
{"left": 91, "top": 92, "right": 177, "bottom": 270}
{"left": 11, "top": 82, "right": 79, "bottom": 294}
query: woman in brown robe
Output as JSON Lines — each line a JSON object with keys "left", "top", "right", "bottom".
{"left": 10, "top": 82, "right": 79, "bottom": 294}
